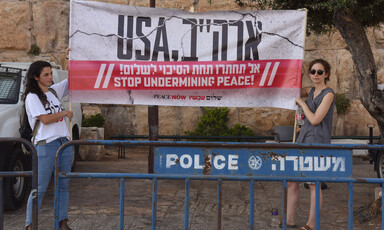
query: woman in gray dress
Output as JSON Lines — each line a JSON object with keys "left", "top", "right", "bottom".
{"left": 286, "top": 59, "right": 335, "bottom": 230}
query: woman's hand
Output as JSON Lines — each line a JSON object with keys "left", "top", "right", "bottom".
{"left": 295, "top": 93, "right": 334, "bottom": 126}
{"left": 65, "top": 48, "right": 71, "bottom": 59}
{"left": 295, "top": 97, "right": 305, "bottom": 107}
{"left": 64, "top": 110, "right": 74, "bottom": 120}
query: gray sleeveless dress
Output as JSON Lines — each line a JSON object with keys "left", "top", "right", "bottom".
{"left": 296, "top": 87, "right": 335, "bottom": 144}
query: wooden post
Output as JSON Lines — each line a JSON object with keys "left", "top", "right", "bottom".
{"left": 148, "top": 0, "right": 157, "bottom": 173}
{"left": 148, "top": 106, "right": 158, "bottom": 173}
{"left": 69, "top": 103, "right": 73, "bottom": 141}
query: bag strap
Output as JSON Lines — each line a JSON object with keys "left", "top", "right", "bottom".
{"left": 31, "top": 120, "right": 40, "bottom": 144}
{"left": 48, "top": 87, "right": 59, "bottom": 99}
{"left": 31, "top": 87, "right": 60, "bottom": 144}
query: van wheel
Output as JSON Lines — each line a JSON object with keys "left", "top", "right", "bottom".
{"left": 4, "top": 149, "right": 30, "bottom": 211}
{"left": 376, "top": 151, "right": 384, "bottom": 178}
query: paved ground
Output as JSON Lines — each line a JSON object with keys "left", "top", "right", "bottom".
{"left": 3, "top": 146, "right": 383, "bottom": 230}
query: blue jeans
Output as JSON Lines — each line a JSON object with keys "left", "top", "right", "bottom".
{"left": 25, "top": 137, "right": 72, "bottom": 226}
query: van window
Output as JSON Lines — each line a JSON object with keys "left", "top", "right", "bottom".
{"left": 0, "top": 67, "right": 22, "bottom": 104}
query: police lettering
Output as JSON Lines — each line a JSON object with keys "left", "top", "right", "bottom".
{"left": 166, "top": 154, "right": 238, "bottom": 170}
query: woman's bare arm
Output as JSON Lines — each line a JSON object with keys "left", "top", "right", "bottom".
{"left": 295, "top": 92, "right": 334, "bottom": 126}
{"left": 37, "top": 110, "right": 73, "bottom": 125}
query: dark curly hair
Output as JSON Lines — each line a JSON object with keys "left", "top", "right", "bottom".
{"left": 23, "top": 61, "right": 52, "bottom": 106}
{"left": 308, "top": 59, "right": 331, "bottom": 84}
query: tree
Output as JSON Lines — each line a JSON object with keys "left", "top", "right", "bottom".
{"left": 235, "top": 0, "right": 384, "bottom": 143}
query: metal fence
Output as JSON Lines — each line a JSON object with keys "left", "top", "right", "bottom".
{"left": 0, "top": 138, "right": 38, "bottom": 230}
{"left": 110, "top": 133, "right": 381, "bottom": 159}
{"left": 54, "top": 140, "right": 384, "bottom": 230}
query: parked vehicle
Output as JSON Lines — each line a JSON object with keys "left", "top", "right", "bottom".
{"left": 371, "top": 135, "right": 384, "bottom": 179}
{"left": 0, "top": 62, "right": 82, "bottom": 211}
{"left": 373, "top": 150, "right": 384, "bottom": 178}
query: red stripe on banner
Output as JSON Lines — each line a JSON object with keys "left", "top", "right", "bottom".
{"left": 69, "top": 60, "right": 302, "bottom": 91}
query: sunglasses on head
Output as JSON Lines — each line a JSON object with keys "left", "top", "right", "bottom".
{"left": 310, "top": 69, "right": 324, "bottom": 75}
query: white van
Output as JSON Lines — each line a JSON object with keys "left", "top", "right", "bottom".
{"left": 0, "top": 62, "right": 82, "bottom": 210}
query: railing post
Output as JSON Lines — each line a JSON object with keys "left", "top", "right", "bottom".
{"left": 217, "top": 179, "right": 222, "bottom": 230}
{"left": 119, "top": 178, "right": 125, "bottom": 230}
{"left": 184, "top": 178, "right": 190, "bottom": 230}
{"left": 54, "top": 156, "right": 61, "bottom": 230}
{"left": 348, "top": 182, "right": 353, "bottom": 230}
{"left": 249, "top": 179, "right": 254, "bottom": 230}
{"left": 31, "top": 141, "right": 38, "bottom": 230}
{"left": 315, "top": 181, "right": 320, "bottom": 230}
{"left": 151, "top": 177, "right": 157, "bottom": 230}
{"left": 282, "top": 180, "right": 287, "bottom": 230}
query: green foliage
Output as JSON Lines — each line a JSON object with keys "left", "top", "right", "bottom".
{"left": 185, "top": 107, "right": 255, "bottom": 141}
{"left": 82, "top": 113, "right": 106, "bottom": 127}
{"left": 234, "top": 0, "right": 244, "bottom": 7}
{"left": 185, "top": 107, "right": 229, "bottom": 137}
{"left": 228, "top": 124, "right": 255, "bottom": 136}
{"left": 27, "top": 44, "right": 41, "bottom": 56}
{"left": 335, "top": 93, "right": 351, "bottom": 115}
{"left": 234, "top": 0, "right": 384, "bottom": 34}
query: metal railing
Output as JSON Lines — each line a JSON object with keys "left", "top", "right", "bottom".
{"left": 110, "top": 135, "right": 275, "bottom": 159}
{"left": 110, "top": 134, "right": 382, "bottom": 158}
{"left": 0, "top": 138, "right": 38, "bottom": 230}
{"left": 54, "top": 140, "right": 384, "bottom": 230}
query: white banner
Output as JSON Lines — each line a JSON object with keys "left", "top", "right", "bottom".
{"left": 69, "top": 0, "right": 307, "bottom": 109}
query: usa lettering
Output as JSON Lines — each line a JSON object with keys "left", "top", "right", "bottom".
{"left": 117, "top": 16, "right": 262, "bottom": 61}
{"left": 271, "top": 156, "right": 346, "bottom": 172}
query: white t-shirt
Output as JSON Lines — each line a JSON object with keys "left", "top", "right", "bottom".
{"left": 25, "top": 79, "right": 70, "bottom": 144}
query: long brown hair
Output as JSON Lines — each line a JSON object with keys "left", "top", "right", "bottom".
{"left": 23, "top": 61, "right": 52, "bottom": 106}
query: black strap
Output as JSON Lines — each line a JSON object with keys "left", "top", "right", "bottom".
{"left": 31, "top": 88, "right": 59, "bottom": 144}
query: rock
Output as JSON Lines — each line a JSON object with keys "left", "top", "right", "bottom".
{"left": 79, "top": 127, "right": 105, "bottom": 161}
{"left": 82, "top": 104, "right": 102, "bottom": 118}
{"left": 0, "top": 2, "right": 31, "bottom": 50}
{"left": 354, "top": 198, "right": 382, "bottom": 224}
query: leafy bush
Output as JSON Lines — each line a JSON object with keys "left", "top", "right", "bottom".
{"left": 185, "top": 107, "right": 255, "bottom": 141}
{"left": 335, "top": 93, "right": 351, "bottom": 115}
{"left": 228, "top": 124, "right": 255, "bottom": 136}
{"left": 82, "top": 113, "right": 106, "bottom": 127}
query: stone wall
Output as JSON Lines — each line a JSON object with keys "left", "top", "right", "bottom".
{"left": 1, "top": 0, "right": 382, "bottom": 138}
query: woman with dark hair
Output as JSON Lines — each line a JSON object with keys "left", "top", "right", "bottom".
{"left": 285, "top": 59, "right": 335, "bottom": 230}
{"left": 24, "top": 61, "right": 73, "bottom": 230}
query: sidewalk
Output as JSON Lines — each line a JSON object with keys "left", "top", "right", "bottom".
{"left": 3, "top": 146, "right": 382, "bottom": 229}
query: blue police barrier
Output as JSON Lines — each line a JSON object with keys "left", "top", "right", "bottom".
{"left": 54, "top": 140, "right": 384, "bottom": 230}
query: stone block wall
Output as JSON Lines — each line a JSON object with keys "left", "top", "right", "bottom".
{"left": 1, "top": 0, "right": 382, "bottom": 139}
